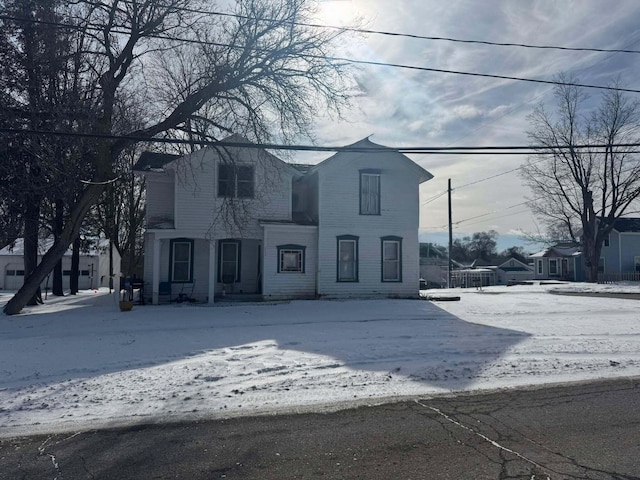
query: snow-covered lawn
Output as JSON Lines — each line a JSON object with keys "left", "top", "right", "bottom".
{"left": 1, "top": 283, "right": 640, "bottom": 437}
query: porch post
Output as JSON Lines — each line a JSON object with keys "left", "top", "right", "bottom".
{"left": 208, "top": 239, "right": 216, "bottom": 305}
{"left": 152, "top": 236, "right": 161, "bottom": 304}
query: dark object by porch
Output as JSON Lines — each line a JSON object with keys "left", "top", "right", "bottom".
{"left": 159, "top": 281, "right": 173, "bottom": 303}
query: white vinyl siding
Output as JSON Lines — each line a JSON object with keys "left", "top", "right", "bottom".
{"left": 262, "top": 225, "right": 317, "bottom": 299}
{"left": 315, "top": 150, "right": 421, "bottom": 298}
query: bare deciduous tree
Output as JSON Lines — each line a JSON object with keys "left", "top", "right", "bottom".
{"left": 522, "top": 75, "right": 640, "bottom": 282}
{"left": 3, "top": 0, "right": 354, "bottom": 315}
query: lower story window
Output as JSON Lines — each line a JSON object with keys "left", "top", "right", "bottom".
{"left": 171, "top": 238, "right": 194, "bottom": 283}
{"left": 277, "top": 244, "right": 305, "bottom": 273}
{"left": 381, "top": 236, "right": 402, "bottom": 282}
{"left": 218, "top": 240, "right": 241, "bottom": 283}
{"left": 549, "top": 259, "right": 558, "bottom": 276}
{"left": 337, "top": 235, "right": 358, "bottom": 282}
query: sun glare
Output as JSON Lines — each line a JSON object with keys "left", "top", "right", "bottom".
{"left": 316, "top": 0, "right": 361, "bottom": 27}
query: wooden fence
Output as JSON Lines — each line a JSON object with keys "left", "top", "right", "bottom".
{"left": 598, "top": 272, "right": 640, "bottom": 283}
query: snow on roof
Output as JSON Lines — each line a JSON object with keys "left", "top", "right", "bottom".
{"left": 0, "top": 237, "right": 108, "bottom": 256}
{"left": 530, "top": 245, "right": 582, "bottom": 258}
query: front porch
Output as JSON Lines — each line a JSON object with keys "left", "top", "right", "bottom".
{"left": 146, "top": 233, "right": 263, "bottom": 305}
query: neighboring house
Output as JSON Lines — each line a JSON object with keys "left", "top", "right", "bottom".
{"left": 136, "top": 135, "right": 433, "bottom": 304}
{"left": 0, "top": 237, "right": 120, "bottom": 291}
{"left": 419, "top": 243, "right": 448, "bottom": 288}
{"left": 451, "top": 257, "right": 533, "bottom": 287}
{"left": 529, "top": 243, "right": 585, "bottom": 281}
{"left": 597, "top": 217, "right": 640, "bottom": 280}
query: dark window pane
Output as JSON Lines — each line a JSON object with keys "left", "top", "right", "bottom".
{"left": 218, "top": 164, "right": 234, "bottom": 197}
{"left": 237, "top": 166, "right": 254, "bottom": 198}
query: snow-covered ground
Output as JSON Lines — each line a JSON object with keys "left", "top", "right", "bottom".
{"left": 1, "top": 282, "right": 640, "bottom": 437}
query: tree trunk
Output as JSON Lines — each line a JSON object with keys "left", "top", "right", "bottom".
{"left": 3, "top": 183, "right": 105, "bottom": 315}
{"left": 52, "top": 199, "right": 65, "bottom": 296}
{"left": 23, "top": 200, "right": 42, "bottom": 306}
{"left": 70, "top": 235, "right": 80, "bottom": 294}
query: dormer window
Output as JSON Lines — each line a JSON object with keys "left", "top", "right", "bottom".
{"left": 218, "top": 164, "right": 254, "bottom": 198}
{"left": 360, "top": 169, "right": 380, "bottom": 215}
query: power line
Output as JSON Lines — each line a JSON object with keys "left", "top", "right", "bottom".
{"left": 5, "top": 127, "right": 640, "bottom": 154}
{"left": 427, "top": 200, "right": 534, "bottom": 230}
{"left": 117, "top": 2, "right": 640, "bottom": 56}
{"left": 2, "top": 14, "right": 640, "bottom": 94}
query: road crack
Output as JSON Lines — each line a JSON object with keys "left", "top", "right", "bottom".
{"left": 416, "top": 400, "right": 551, "bottom": 479}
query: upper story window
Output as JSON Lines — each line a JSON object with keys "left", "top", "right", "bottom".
{"left": 218, "top": 164, "right": 254, "bottom": 198}
{"left": 604, "top": 233, "right": 610, "bottom": 247}
{"left": 360, "top": 170, "right": 380, "bottom": 215}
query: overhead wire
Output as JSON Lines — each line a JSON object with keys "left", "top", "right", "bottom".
{"left": 4, "top": 127, "right": 640, "bottom": 154}
{"left": 114, "top": 2, "right": 640, "bottom": 56}
{"left": 1, "top": 14, "right": 640, "bottom": 94}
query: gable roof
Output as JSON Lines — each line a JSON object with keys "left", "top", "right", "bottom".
{"left": 530, "top": 244, "right": 582, "bottom": 258}
{"left": 306, "top": 137, "right": 433, "bottom": 183}
{"left": 133, "top": 152, "right": 180, "bottom": 172}
{"left": 609, "top": 217, "right": 640, "bottom": 233}
{"left": 496, "top": 257, "right": 532, "bottom": 272}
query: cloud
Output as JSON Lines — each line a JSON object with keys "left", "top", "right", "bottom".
{"left": 306, "top": 0, "right": 640, "bottom": 235}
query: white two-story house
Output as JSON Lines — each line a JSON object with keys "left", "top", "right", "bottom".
{"left": 135, "top": 135, "right": 433, "bottom": 304}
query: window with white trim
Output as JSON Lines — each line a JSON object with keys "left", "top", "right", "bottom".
{"left": 549, "top": 259, "right": 559, "bottom": 276}
{"left": 171, "top": 239, "right": 194, "bottom": 283}
{"left": 381, "top": 236, "right": 402, "bottom": 282}
{"left": 337, "top": 235, "right": 358, "bottom": 282}
{"left": 360, "top": 171, "right": 380, "bottom": 215}
{"left": 536, "top": 259, "right": 543, "bottom": 275}
{"left": 277, "top": 244, "right": 305, "bottom": 273}
{"left": 604, "top": 233, "right": 610, "bottom": 247}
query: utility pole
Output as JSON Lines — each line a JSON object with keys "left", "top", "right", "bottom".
{"left": 448, "top": 178, "right": 453, "bottom": 288}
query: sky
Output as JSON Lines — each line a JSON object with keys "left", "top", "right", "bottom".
{"left": 290, "top": 0, "right": 640, "bottom": 251}
{"left": 2, "top": 284, "right": 640, "bottom": 437}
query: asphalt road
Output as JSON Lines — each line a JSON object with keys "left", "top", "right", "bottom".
{"left": 1, "top": 377, "right": 639, "bottom": 480}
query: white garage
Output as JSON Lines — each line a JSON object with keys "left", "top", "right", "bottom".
{"left": 0, "top": 237, "right": 121, "bottom": 292}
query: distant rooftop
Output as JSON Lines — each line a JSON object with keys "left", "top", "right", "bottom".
{"left": 609, "top": 217, "right": 640, "bottom": 233}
